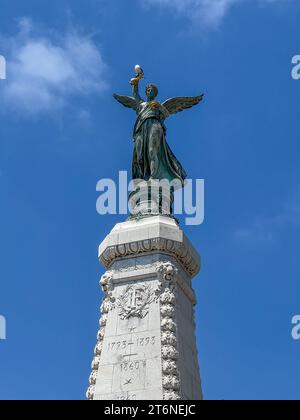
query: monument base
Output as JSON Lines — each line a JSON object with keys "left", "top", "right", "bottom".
{"left": 87, "top": 215, "right": 203, "bottom": 401}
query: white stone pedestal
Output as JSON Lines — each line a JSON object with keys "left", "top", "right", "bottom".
{"left": 87, "top": 216, "right": 203, "bottom": 401}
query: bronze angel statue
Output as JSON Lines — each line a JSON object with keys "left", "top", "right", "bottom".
{"left": 113, "top": 65, "right": 204, "bottom": 187}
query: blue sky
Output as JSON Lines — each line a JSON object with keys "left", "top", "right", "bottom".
{"left": 0, "top": 0, "right": 300, "bottom": 400}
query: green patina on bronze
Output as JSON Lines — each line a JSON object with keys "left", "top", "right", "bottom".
{"left": 113, "top": 67, "right": 204, "bottom": 187}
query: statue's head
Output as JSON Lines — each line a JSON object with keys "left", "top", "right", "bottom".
{"left": 146, "top": 83, "right": 158, "bottom": 101}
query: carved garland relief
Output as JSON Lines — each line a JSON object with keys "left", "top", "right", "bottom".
{"left": 86, "top": 271, "right": 114, "bottom": 400}
{"left": 156, "top": 262, "right": 182, "bottom": 400}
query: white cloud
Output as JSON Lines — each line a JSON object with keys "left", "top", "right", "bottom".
{"left": 0, "top": 18, "right": 108, "bottom": 116}
{"left": 141, "top": 0, "right": 284, "bottom": 28}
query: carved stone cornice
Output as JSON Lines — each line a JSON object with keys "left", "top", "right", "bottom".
{"left": 98, "top": 216, "right": 201, "bottom": 279}
{"left": 100, "top": 237, "right": 200, "bottom": 278}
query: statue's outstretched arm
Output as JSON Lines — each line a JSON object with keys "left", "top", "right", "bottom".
{"left": 131, "top": 78, "right": 143, "bottom": 103}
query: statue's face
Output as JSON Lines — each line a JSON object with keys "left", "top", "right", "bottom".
{"left": 146, "top": 86, "right": 157, "bottom": 100}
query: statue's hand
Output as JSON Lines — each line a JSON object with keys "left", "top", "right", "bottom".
{"left": 130, "top": 77, "right": 139, "bottom": 86}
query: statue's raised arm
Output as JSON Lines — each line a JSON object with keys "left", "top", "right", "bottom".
{"left": 113, "top": 65, "right": 144, "bottom": 111}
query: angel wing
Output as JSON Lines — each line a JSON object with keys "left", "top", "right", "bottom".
{"left": 113, "top": 94, "right": 138, "bottom": 111}
{"left": 162, "top": 95, "right": 204, "bottom": 116}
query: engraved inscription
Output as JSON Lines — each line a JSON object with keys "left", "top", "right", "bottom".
{"left": 123, "top": 379, "right": 132, "bottom": 386}
{"left": 116, "top": 392, "right": 137, "bottom": 401}
{"left": 98, "top": 392, "right": 137, "bottom": 400}
{"left": 120, "top": 360, "right": 146, "bottom": 372}
{"left": 107, "top": 336, "right": 156, "bottom": 352}
{"left": 108, "top": 340, "right": 129, "bottom": 351}
{"left": 136, "top": 336, "right": 156, "bottom": 346}
{"left": 112, "top": 357, "right": 147, "bottom": 393}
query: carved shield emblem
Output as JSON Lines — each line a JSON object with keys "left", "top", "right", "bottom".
{"left": 117, "top": 284, "right": 153, "bottom": 320}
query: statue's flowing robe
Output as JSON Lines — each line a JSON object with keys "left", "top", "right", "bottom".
{"left": 132, "top": 101, "right": 187, "bottom": 185}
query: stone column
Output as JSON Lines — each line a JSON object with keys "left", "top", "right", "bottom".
{"left": 87, "top": 215, "right": 203, "bottom": 401}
